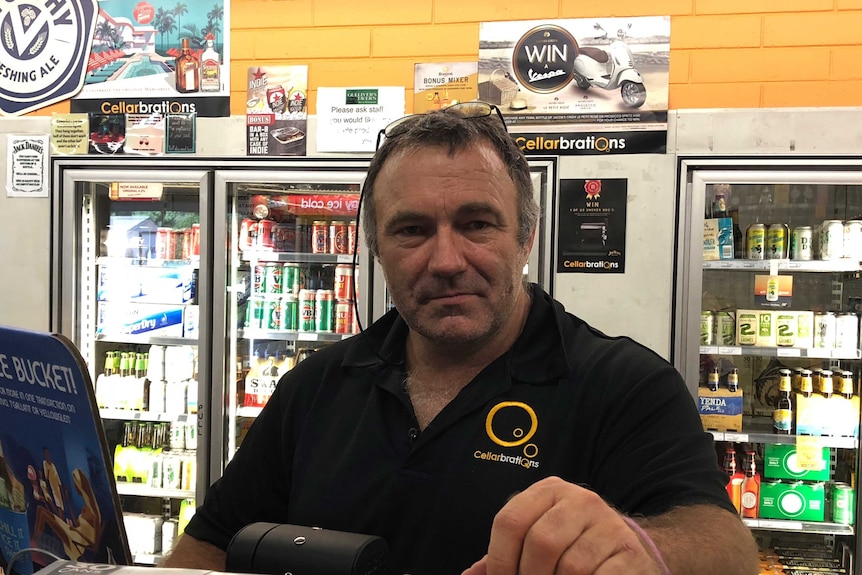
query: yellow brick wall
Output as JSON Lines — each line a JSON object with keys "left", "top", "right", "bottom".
{"left": 26, "top": 1, "right": 862, "bottom": 116}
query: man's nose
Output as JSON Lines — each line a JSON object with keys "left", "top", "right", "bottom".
{"left": 427, "top": 227, "right": 467, "bottom": 276}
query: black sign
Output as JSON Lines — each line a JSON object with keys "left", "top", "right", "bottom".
{"left": 514, "top": 130, "right": 666, "bottom": 156}
{"left": 512, "top": 25, "right": 578, "bottom": 93}
{"left": 70, "top": 95, "right": 229, "bottom": 118}
{"left": 167, "top": 113, "right": 196, "bottom": 154}
{"left": 557, "top": 178, "right": 627, "bottom": 274}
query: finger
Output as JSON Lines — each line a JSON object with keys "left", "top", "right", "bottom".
{"left": 555, "top": 514, "right": 652, "bottom": 574}
{"left": 461, "top": 555, "right": 488, "bottom": 575}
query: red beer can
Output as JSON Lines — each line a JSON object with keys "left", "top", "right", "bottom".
{"left": 191, "top": 223, "right": 200, "bottom": 257}
{"left": 348, "top": 220, "right": 357, "bottom": 255}
{"left": 257, "top": 219, "right": 275, "bottom": 250}
{"left": 266, "top": 85, "right": 287, "bottom": 114}
{"left": 334, "top": 264, "right": 353, "bottom": 301}
{"left": 155, "top": 227, "right": 172, "bottom": 260}
{"left": 170, "top": 230, "right": 183, "bottom": 259}
{"left": 272, "top": 223, "right": 296, "bottom": 252}
{"left": 335, "top": 300, "right": 353, "bottom": 334}
{"left": 239, "top": 218, "right": 257, "bottom": 251}
{"left": 312, "top": 220, "right": 329, "bottom": 254}
{"left": 331, "top": 221, "right": 349, "bottom": 254}
{"left": 182, "top": 228, "right": 192, "bottom": 259}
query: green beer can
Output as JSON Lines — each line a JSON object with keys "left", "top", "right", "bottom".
{"left": 832, "top": 482, "right": 855, "bottom": 525}
{"left": 315, "top": 289, "right": 334, "bottom": 332}
{"left": 283, "top": 293, "right": 298, "bottom": 331}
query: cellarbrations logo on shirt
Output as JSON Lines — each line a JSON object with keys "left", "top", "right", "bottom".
{"left": 474, "top": 401, "right": 541, "bottom": 470}
{"left": 0, "top": 0, "right": 98, "bottom": 116}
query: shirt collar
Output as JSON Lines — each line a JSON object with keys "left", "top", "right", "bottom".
{"left": 343, "top": 285, "right": 573, "bottom": 384}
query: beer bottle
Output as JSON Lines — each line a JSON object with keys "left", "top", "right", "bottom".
{"left": 727, "top": 368, "right": 739, "bottom": 392}
{"left": 740, "top": 450, "right": 760, "bottom": 519}
{"left": 840, "top": 370, "right": 855, "bottom": 400}
{"left": 800, "top": 369, "right": 813, "bottom": 397}
{"left": 708, "top": 366, "right": 720, "bottom": 392}
{"left": 722, "top": 447, "right": 737, "bottom": 477}
{"left": 819, "top": 369, "right": 834, "bottom": 398}
{"left": 773, "top": 369, "right": 793, "bottom": 434}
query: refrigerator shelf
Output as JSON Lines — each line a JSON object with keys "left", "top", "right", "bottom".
{"left": 95, "top": 334, "right": 199, "bottom": 346}
{"left": 241, "top": 251, "right": 355, "bottom": 265}
{"left": 97, "top": 256, "right": 200, "bottom": 270}
{"left": 116, "top": 483, "right": 195, "bottom": 499}
{"left": 237, "top": 406, "right": 263, "bottom": 418}
{"left": 133, "top": 554, "right": 162, "bottom": 566}
{"left": 708, "top": 420, "right": 858, "bottom": 449}
{"left": 100, "top": 408, "right": 197, "bottom": 423}
{"left": 703, "top": 260, "right": 861, "bottom": 272}
{"left": 700, "top": 345, "right": 861, "bottom": 360}
{"left": 239, "top": 329, "right": 354, "bottom": 342}
{"left": 742, "top": 518, "right": 854, "bottom": 536}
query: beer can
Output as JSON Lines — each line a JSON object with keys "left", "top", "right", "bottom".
{"left": 832, "top": 483, "right": 855, "bottom": 525}
{"left": 312, "top": 220, "right": 329, "bottom": 254}
{"left": 795, "top": 310, "right": 815, "bottom": 348}
{"left": 295, "top": 217, "right": 311, "bottom": 253}
{"left": 246, "top": 296, "right": 266, "bottom": 329}
{"left": 258, "top": 219, "right": 275, "bottom": 250}
{"left": 170, "top": 229, "right": 183, "bottom": 259}
{"left": 700, "top": 311, "right": 714, "bottom": 346}
{"left": 756, "top": 310, "right": 775, "bottom": 347}
{"left": 814, "top": 311, "right": 836, "bottom": 348}
{"left": 844, "top": 220, "right": 862, "bottom": 260}
{"left": 715, "top": 310, "right": 735, "bottom": 346}
{"left": 820, "top": 220, "right": 844, "bottom": 260}
{"left": 334, "top": 264, "right": 354, "bottom": 301}
{"left": 182, "top": 228, "right": 192, "bottom": 260}
{"left": 746, "top": 223, "right": 766, "bottom": 260}
{"left": 266, "top": 297, "right": 282, "bottom": 330}
{"left": 335, "top": 300, "right": 353, "bottom": 334}
{"left": 283, "top": 263, "right": 300, "bottom": 297}
{"left": 790, "top": 226, "right": 813, "bottom": 260}
{"left": 272, "top": 222, "right": 296, "bottom": 252}
{"left": 315, "top": 289, "right": 334, "bottom": 332}
{"left": 835, "top": 312, "right": 859, "bottom": 350}
{"left": 766, "top": 275, "right": 779, "bottom": 303}
{"left": 191, "top": 223, "right": 200, "bottom": 257}
{"left": 252, "top": 264, "right": 267, "bottom": 294}
{"left": 283, "top": 293, "right": 298, "bottom": 330}
{"left": 155, "top": 227, "right": 173, "bottom": 260}
{"left": 736, "top": 310, "right": 758, "bottom": 346}
{"left": 348, "top": 220, "right": 357, "bottom": 255}
{"left": 298, "top": 289, "right": 316, "bottom": 331}
{"left": 239, "top": 218, "right": 257, "bottom": 251}
{"left": 766, "top": 223, "right": 790, "bottom": 259}
{"left": 775, "top": 311, "right": 797, "bottom": 347}
{"left": 265, "top": 263, "right": 283, "bottom": 294}
{"left": 330, "top": 221, "right": 349, "bottom": 254}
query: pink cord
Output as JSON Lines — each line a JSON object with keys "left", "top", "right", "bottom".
{"left": 622, "top": 516, "right": 671, "bottom": 575}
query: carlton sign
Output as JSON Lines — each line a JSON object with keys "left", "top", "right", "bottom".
{"left": 0, "top": 0, "right": 97, "bottom": 116}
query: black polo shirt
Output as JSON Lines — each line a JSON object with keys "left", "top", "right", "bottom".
{"left": 186, "top": 287, "right": 733, "bottom": 575}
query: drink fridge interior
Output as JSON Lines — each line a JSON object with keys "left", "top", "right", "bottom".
{"left": 677, "top": 160, "right": 862, "bottom": 574}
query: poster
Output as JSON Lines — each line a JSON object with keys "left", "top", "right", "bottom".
{"left": 479, "top": 17, "right": 669, "bottom": 155}
{"left": 50, "top": 115, "right": 90, "bottom": 155}
{"left": 557, "top": 178, "right": 627, "bottom": 273}
{"left": 413, "top": 62, "right": 478, "bottom": 113}
{"left": 316, "top": 87, "right": 405, "bottom": 152}
{"left": 70, "top": 0, "right": 230, "bottom": 117}
{"left": 0, "top": 327, "right": 130, "bottom": 575}
{"left": 246, "top": 66, "right": 308, "bottom": 156}
{"left": 5, "top": 135, "right": 49, "bottom": 198}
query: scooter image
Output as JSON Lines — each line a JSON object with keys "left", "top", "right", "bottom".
{"left": 572, "top": 23, "right": 647, "bottom": 108}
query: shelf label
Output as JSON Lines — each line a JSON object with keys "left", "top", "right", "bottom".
{"left": 724, "top": 433, "right": 749, "bottom": 443}
{"left": 336, "top": 254, "right": 353, "bottom": 264}
{"left": 777, "top": 348, "right": 801, "bottom": 357}
{"left": 298, "top": 333, "right": 320, "bottom": 341}
{"left": 718, "top": 346, "right": 741, "bottom": 355}
{"left": 758, "top": 519, "right": 800, "bottom": 530}
{"left": 699, "top": 346, "right": 718, "bottom": 354}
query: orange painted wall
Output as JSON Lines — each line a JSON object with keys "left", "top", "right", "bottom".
{"left": 31, "top": 0, "right": 862, "bottom": 117}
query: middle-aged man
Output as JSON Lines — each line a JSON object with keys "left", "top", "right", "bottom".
{"left": 162, "top": 103, "right": 760, "bottom": 574}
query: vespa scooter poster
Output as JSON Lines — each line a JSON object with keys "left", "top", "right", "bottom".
{"left": 479, "top": 17, "right": 669, "bottom": 154}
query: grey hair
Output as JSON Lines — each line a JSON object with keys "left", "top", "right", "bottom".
{"left": 361, "top": 110, "right": 539, "bottom": 257}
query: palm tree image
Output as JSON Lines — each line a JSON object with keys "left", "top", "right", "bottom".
{"left": 173, "top": 2, "right": 188, "bottom": 44}
{"left": 152, "top": 8, "right": 176, "bottom": 55}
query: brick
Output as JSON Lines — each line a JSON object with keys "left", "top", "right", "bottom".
{"left": 765, "top": 12, "right": 862, "bottom": 46}
{"left": 314, "top": 0, "right": 431, "bottom": 26}
{"left": 373, "top": 24, "right": 479, "bottom": 58}
{"left": 672, "top": 14, "right": 761, "bottom": 49}
{"left": 231, "top": 30, "right": 257, "bottom": 60}
{"left": 669, "top": 50, "right": 690, "bottom": 84}
{"left": 254, "top": 28, "right": 371, "bottom": 59}
{"left": 832, "top": 47, "right": 862, "bottom": 80}
{"left": 669, "top": 82, "right": 762, "bottom": 109}
{"left": 763, "top": 80, "right": 862, "bottom": 107}
{"left": 691, "top": 48, "right": 830, "bottom": 83}
{"left": 838, "top": 0, "right": 862, "bottom": 8}
{"left": 695, "top": 0, "right": 831, "bottom": 14}
{"left": 314, "top": 58, "right": 418, "bottom": 89}
{"left": 434, "top": 0, "right": 559, "bottom": 23}
{"left": 231, "top": 0, "right": 313, "bottom": 29}
{"left": 560, "top": 0, "right": 693, "bottom": 17}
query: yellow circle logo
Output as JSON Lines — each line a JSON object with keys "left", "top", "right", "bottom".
{"left": 485, "top": 401, "right": 538, "bottom": 448}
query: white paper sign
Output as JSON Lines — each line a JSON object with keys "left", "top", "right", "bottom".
{"left": 6, "top": 134, "right": 49, "bottom": 198}
{"left": 316, "top": 86, "right": 405, "bottom": 152}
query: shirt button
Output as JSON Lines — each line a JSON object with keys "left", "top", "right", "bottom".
{"left": 408, "top": 428, "right": 419, "bottom": 442}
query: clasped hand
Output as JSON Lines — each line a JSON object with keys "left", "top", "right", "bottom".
{"left": 462, "top": 476, "right": 664, "bottom": 575}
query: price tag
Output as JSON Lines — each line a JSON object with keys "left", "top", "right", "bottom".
{"left": 777, "top": 348, "right": 801, "bottom": 357}
{"left": 796, "top": 436, "right": 826, "bottom": 470}
{"left": 336, "top": 254, "right": 353, "bottom": 264}
{"left": 718, "top": 262, "right": 733, "bottom": 268}
{"left": 758, "top": 519, "right": 800, "bottom": 530}
{"left": 132, "top": 412, "right": 142, "bottom": 419}
{"left": 724, "top": 433, "right": 749, "bottom": 442}
{"left": 298, "top": 333, "right": 320, "bottom": 341}
{"left": 699, "top": 346, "right": 718, "bottom": 355}
{"left": 718, "top": 346, "right": 741, "bottom": 355}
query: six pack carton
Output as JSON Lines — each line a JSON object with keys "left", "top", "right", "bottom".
{"left": 698, "top": 385, "right": 743, "bottom": 432}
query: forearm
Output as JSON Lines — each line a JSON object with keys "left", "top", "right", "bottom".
{"left": 636, "top": 504, "right": 759, "bottom": 575}
{"left": 160, "top": 533, "right": 227, "bottom": 571}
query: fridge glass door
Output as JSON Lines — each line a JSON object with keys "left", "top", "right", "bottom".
{"left": 212, "top": 168, "right": 368, "bottom": 474}
{"left": 52, "top": 163, "right": 212, "bottom": 564}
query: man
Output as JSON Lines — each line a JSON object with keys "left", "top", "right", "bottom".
{"left": 163, "top": 104, "right": 759, "bottom": 574}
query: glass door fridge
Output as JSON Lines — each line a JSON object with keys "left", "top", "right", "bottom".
{"left": 51, "top": 157, "right": 213, "bottom": 564}
{"left": 674, "top": 158, "right": 862, "bottom": 573}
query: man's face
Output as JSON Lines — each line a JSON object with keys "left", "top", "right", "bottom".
{"left": 372, "top": 141, "right": 534, "bottom": 348}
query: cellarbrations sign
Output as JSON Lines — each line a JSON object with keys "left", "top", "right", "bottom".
{"left": 0, "top": 0, "right": 98, "bottom": 116}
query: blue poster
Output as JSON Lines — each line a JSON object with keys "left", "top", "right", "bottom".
{"left": 0, "top": 327, "right": 130, "bottom": 575}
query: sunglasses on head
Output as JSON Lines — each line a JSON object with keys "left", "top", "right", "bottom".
{"left": 375, "top": 102, "right": 507, "bottom": 150}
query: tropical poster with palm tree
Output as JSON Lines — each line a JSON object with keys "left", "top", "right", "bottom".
{"left": 71, "top": 0, "right": 229, "bottom": 116}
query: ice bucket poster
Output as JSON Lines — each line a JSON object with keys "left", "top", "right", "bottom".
{"left": 478, "top": 17, "right": 669, "bottom": 128}
{"left": 0, "top": 327, "right": 129, "bottom": 575}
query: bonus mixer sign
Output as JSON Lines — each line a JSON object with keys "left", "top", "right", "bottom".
{"left": 0, "top": 0, "right": 98, "bottom": 116}
{"left": 479, "top": 17, "right": 670, "bottom": 153}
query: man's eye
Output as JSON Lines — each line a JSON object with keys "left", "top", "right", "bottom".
{"left": 465, "top": 221, "right": 491, "bottom": 230}
{"left": 397, "top": 226, "right": 422, "bottom": 236}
